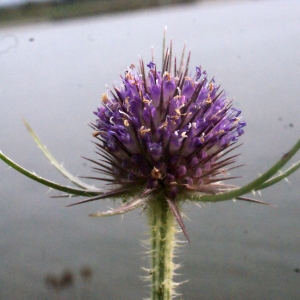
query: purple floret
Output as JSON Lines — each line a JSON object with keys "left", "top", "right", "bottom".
{"left": 94, "top": 58, "right": 245, "bottom": 193}
{"left": 90, "top": 44, "right": 246, "bottom": 240}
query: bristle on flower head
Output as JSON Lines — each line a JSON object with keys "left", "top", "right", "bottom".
{"left": 82, "top": 42, "right": 246, "bottom": 240}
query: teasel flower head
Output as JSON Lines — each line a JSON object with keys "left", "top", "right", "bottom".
{"left": 78, "top": 42, "right": 246, "bottom": 241}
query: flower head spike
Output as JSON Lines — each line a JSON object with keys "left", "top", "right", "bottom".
{"left": 73, "top": 41, "right": 246, "bottom": 241}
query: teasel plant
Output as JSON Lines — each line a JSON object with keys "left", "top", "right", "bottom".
{"left": 1, "top": 33, "right": 300, "bottom": 300}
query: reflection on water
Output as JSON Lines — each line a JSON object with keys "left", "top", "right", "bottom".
{"left": 44, "top": 265, "right": 93, "bottom": 299}
{"left": 1, "top": 0, "right": 300, "bottom": 299}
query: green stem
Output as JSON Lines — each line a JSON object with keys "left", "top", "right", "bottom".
{"left": 148, "top": 198, "right": 177, "bottom": 300}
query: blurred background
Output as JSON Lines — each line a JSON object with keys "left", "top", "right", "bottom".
{"left": 1, "top": 0, "right": 300, "bottom": 299}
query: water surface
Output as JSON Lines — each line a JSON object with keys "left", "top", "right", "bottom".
{"left": 1, "top": 0, "right": 300, "bottom": 299}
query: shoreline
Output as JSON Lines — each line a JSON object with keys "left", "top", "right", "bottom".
{"left": 0, "top": 0, "right": 195, "bottom": 27}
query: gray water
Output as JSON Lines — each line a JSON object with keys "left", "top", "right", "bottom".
{"left": 1, "top": 0, "right": 300, "bottom": 299}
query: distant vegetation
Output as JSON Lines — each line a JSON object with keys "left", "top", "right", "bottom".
{"left": 0, "top": 0, "right": 195, "bottom": 26}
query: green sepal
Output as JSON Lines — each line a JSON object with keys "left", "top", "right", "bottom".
{"left": 0, "top": 151, "right": 101, "bottom": 197}
{"left": 23, "top": 119, "right": 98, "bottom": 191}
{"left": 187, "top": 139, "right": 300, "bottom": 203}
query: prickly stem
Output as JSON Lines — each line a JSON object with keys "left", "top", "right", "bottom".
{"left": 148, "top": 197, "right": 177, "bottom": 300}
